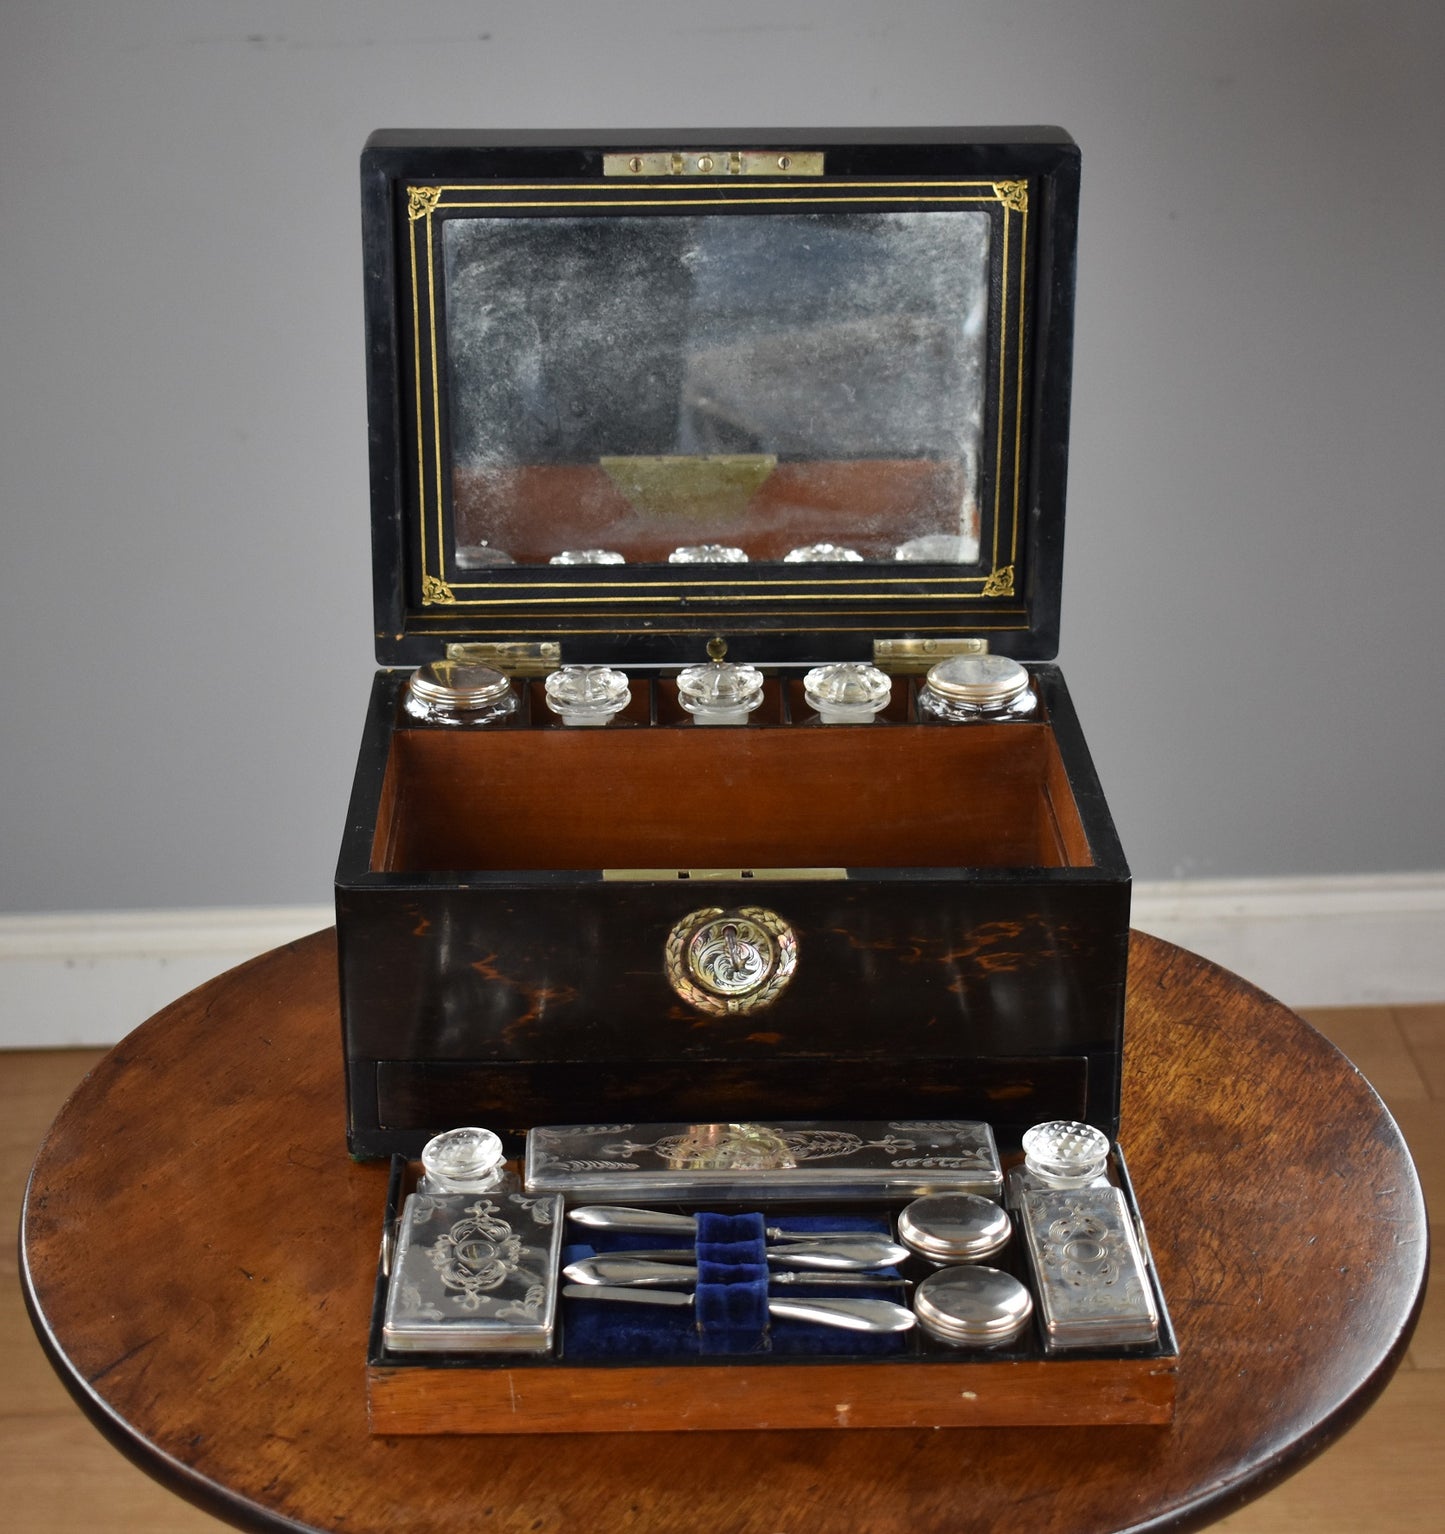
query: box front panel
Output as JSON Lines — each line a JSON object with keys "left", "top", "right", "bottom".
{"left": 339, "top": 874, "right": 1126, "bottom": 1158}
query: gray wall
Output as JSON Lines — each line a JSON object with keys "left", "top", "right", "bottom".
{"left": 3, "top": 1, "right": 1442, "bottom": 913}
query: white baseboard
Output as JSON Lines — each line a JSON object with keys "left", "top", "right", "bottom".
{"left": 2, "top": 875, "right": 1442, "bottom": 1049}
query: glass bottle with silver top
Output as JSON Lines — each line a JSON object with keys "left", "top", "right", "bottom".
{"left": 417, "top": 1125, "right": 518, "bottom": 1195}
{"left": 917, "top": 653, "right": 1037, "bottom": 722}
{"left": 403, "top": 659, "right": 519, "bottom": 727}
{"left": 803, "top": 661, "right": 891, "bottom": 725}
{"left": 543, "top": 664, "right": 632, "bottom": 726}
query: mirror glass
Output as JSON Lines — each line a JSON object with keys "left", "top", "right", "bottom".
{"left": 441, "top": 209, "right": 991, "bottom": 568}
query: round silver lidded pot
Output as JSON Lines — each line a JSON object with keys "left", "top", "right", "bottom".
{"left": 803, "top": 661, "right": 892, "bottom": 725}
{"left": 913, "top": 1265, "right": 1034, "bottom": 1349}
{"left": 543, "top": 664, "right": 632, "bottom": 727}
{"left": 417, "top": 1126, "right": 517, "bottom": 1195}
{"left": 404, "top": 659, "right": 519, "bottom": 727}
{"left": 898, "top": 1192, "right": 1012, "bottom": 1266}
{"left": 917, "top": 652, "right": 1037, "bottom": 722}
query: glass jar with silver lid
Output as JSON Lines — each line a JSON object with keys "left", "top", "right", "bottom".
{"left": 403, "top": 659, "right": 519, "bottom": 727}
{"left": 917, "top": 653, "right": 1037, "bottom": 722}
{"left": 543, "top": 664, "right": 632, "bottom": 726}
{"left": 803, "top": 662, "right": 892, "bottom": 725}
{"left": 676, "top": 660, "right": 765, "bottom": 726}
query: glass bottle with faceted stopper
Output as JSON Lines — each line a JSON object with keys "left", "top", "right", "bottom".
{"left": 543, "top": 664, "right": 631, "bottom": 726}
{"left": 803, "top": 661, "right": 891, "bottom": 724}
{"left": 417, "top": 1126, "right": 518, "bottom": 1195}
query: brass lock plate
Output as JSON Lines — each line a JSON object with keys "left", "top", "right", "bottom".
{"left": 664, "top": 905, "right": 798, "bottom": 1017}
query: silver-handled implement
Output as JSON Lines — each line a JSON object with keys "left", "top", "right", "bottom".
{"left": 567, "top": 1205, "right": 887, "bottom": 1244}
{"left": 582, "top": 1238, "right": 908, "bottom": 1270}
{"left": 564, "top": 1257, "right": 908, "bottom": 1289}
{"left": 562, "top": 1283, "right": 917, "bottom": 1334}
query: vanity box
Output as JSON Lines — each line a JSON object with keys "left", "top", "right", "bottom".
{"left": 337, "top": 127, "right": 1130, "bottom": 1164}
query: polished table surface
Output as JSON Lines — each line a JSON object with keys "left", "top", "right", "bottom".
{"left": 21, "top": 930, "right": 1426, "bottom": 1534}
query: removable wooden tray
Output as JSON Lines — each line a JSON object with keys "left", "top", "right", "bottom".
{"left": 366, "top": 1155, "right": 1177, "bottom": 1435}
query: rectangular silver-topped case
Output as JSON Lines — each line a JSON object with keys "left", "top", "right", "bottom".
{"left": 1017, "top": 1184, "right": 1159, "bottom": 1350}
{"left": 524, "top": 1120, "right": 1002, "bottom": 1202}
{"left": 382, "top": 1189, "right": 563, "bottom": 1353}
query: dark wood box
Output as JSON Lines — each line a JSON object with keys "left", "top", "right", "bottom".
{"left": 337, "top": 128, "right": 1127, "bottom": 1161}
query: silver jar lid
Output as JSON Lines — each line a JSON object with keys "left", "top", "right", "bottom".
{"left": 420, "top": 1126, "right": 506, "bottom": 1191}
{"left": 408, "top": 660, "right": 516, "bottom": 711}
{"left": 898, "top": 1193, "right": 1012, "bottom": 1264}
{"left": 543, "top": 664, "right": 631, "bottom": 725}
{"left": 1021, "top": 1120, "right": 1111, "bottom": 1187}
{"left": 783, "top": 542, "right": 864, "bottom": 563}
{"left": 803, "top": 662, "right": 892, "bottom": 725}
{"left": 668, "top": 544, "right": 749, "bottom": 564}
{"left": 913, "top": 1265, "right": 1034, "bottom": 1347}
{"left": 923, "top": 653, "right": 1032, "bottom": 708}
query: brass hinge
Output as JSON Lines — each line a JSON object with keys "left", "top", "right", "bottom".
{"left": 872, "top": 637, "right": 989, "bottom": 675}
{"left": 603, "top": 149, "right": 824, "bottom": 178}
{"left": 445, "top": 641, "right": 561, "bottom": 678}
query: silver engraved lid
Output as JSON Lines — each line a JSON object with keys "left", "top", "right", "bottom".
{"left": 543, "top": 664, "right": 631, "bottom": 725}
{"left": 420, "top": 1126, "right": 507, "bottom": 1193}
{"left": 913, "top": 1265, "right": 1034, "bottom": 1347}
{"left": 668, "top": 544, "right": 749, "bottom": 563}
{"left": 1021, "top": 1120, "right": 1111, "bottom": 1188}
{"left": 382, "top": 1190, "right": 564, "bottom": 1353}
{"left": 803, "top": 662, "right": 891, "bottom": 725}
{"left": 407, "top": 659, "right": 516, "bottom": 711}
{"left": 898, "top": 1193, "right": 1011, "bottom": 1264}
{"left": 783, "top": 542, "right": 864, "bottom": 562}
{"left": 923, "top": 653, "right": 1031, "bottom": 708}
{"left": 676, "top": 661, "right": 765, "bottom": 724}
{"left": 1017, "top": 1184, "right": 1159, "bottom": 1349}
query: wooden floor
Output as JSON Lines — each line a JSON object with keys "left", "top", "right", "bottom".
{"left": 2, "top": 1006, "right": 1440, "bottom": 1533}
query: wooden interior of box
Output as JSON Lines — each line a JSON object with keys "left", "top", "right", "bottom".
{"left": 370, "top": 684, "right": 1094, "bottom": 875}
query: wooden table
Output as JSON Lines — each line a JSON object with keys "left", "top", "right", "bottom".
{"left": 21, "top": 930, "right": 1426, "bottom": 1534}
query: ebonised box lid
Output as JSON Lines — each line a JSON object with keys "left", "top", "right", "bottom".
{"left": 361, "top": 128, "right": 1080, "bottom": 668}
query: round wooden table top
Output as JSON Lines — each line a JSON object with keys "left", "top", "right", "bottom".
{"left": 22, "top": 929, "right": 1426, "bottom": 1534}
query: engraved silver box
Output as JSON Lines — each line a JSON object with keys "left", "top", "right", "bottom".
{"left": 1017, "top": 1184, "right": 1159, "bottom": 1350}
{"left": 382, "top": 1189, "right": 564, "bottom": 1353}
{"left": 524, "top": 1119, "right": 1002, "bottom": 1202}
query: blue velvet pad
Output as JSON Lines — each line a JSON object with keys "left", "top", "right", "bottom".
{"left": 561, "top": 1210, "right": 910, "bottom": 1359}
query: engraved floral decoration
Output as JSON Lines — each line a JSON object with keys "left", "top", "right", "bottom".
{"left": 428, "top": 1199, "right": 526, "bottom": 1311}
{"left": 407, "top": 185, "right": 443, "bottom": 222}
{"left": 531, "top": 1120, "right": 995, "bottom": 1175}
{"left": 981, "top": 563, "right": 1016, "bottom": 597}
{"left": 993, "top": 180, "right": 1029, "bottom": 213}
